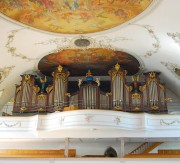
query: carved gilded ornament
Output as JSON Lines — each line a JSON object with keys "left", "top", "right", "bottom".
{"left": 37, "top": 108, "right": 44, "bottom": 112}
{"left": 40, "top": 76, "right": 47, "bottom": 83}
{"left": 38, "top": 94, "right": 46, "bottom": 100}
{"left": 33, "top": 86, "right": 40, "bottom": 93}
{"left": 46, "top": 85, "right": 53, "bottom": 93}
{"left": 151, "top": 105, "right": 159, "bottom": 110}
{"left": 57, "top": 65, "right": 63, "bottom": 72}
{"left": 115, "top": 106, "right": 122, "bottom": 111}
{"left": 54, "top": 106, "right": 62, "bottom": 111}
{"left": 54, "top": 72, "right": 70, "bottom": 82}
{"left": 133, "top": 107, "right": 140, "bottom": 111}
{"left": 132, "top": 93, "right": 141, "bottom": 99}
{"left": 15, "top": 86, "right": 21, "bottom": 94}
{"left": 20, "top": 106, "right": 28, "bottom": 111}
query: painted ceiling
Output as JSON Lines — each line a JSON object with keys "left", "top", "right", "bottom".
{"left": 38, "top": 48, "right": 140, "bottom": 76}
{"left": 0, "top": 0, "right": 180, "bottom": 107}
{"left": 0, "top": 0, "right": 153, "bottom": 34}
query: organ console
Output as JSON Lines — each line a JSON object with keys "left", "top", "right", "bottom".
{"left": 13, "top": 64, "right": 168, "bottom": 114}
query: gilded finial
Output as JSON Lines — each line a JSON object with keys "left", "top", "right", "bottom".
{"left": 24, "top": 74, "right": 30, "bottom": 81}
{"left": 115, "top": 63, "right": 120, "bottom": 71}
{"left": 86, "top": 70, "right": 92, "bottom": 77}
{"left": 149, "top": 72, "right": 156, "bottom": 78}
{"left": 57, "top": 65, "right": 63, "bottom": 72}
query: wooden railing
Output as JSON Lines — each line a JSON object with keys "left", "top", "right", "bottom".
{"left": 0, "top": 149, "right": 76, "bottom": 158}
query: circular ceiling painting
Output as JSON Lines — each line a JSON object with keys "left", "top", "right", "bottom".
{"left": 0, "top": 0, "right": 153, "bottom": 34}
{"left": 38, "top": 48, "right": 140, "bottom": 77}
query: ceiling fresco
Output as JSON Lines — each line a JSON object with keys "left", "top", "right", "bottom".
{"left": 38, "top": 48, "right": 140, "bottom": 77}
{"left": 0, "top": 0, "right": 153, "bottom": 34}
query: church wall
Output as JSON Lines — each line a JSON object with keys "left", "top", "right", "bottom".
{"left": 0, "top": 158, "right": 180, "bottom": 163}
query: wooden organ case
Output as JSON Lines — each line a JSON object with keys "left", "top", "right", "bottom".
{"left": 108, "top": 63, "right": 128, "bottom": 111}
{"left": 13, "top": 64, "right": 168, "bottom": 114}
{"left": 51, "top": 65, "right": 69, "bottom": 111}
{"left": 13, "top": 74, "right": 40, "bottom": 113}
{"left": 140, "top": 72, "right": 167, "bottom": 112}
{"left": 70, "top": 70, "right": 110, "bottom": 110}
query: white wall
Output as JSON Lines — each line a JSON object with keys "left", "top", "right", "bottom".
{"left": 0, "top": 158, "right": 180, "bottom": 163}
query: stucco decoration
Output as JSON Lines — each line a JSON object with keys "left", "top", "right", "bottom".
{"left": 114, "top": 116, "right": 121, "bottom": 125}
{"left": 167, "top": 32, "right": 180, "bottom": 46}
{"left": 161, "top": 62, "right": 180, "bottom": 79}
{"left": 36, "top": 35, "right": 131, "bottom": 53}
{"left": 0, "top": 66, "right": 15, "bottom": 84}
{"left": 0, "top": 90, "right": 4, "bottom": 99}
{"left": 131, "top": 24, "right": 160, "bottom": 57}
{"left": 6, "top": 28, "right": 37, "bottom": 61}
{"left": 0, "top": 0, "right": 153, "bottom": 34}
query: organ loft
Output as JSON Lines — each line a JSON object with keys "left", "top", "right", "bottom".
{"left": 13, "top": 64, "right": 167, "bottom": 114}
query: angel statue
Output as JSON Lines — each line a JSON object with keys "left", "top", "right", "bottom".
{"left": 95, "top": 77, "right": 100, "bottom": 86}
{"left": 78, "top": 78, "right": 83, "bottom": 88}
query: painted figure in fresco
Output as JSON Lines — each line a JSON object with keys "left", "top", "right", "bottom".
{"left": 63, "top": 0, "right": 79, "bottom": 10}
{"left": 30, "top": 0, "right": 54, "bottom": 9}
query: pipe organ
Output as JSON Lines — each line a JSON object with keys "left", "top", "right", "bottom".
{"left": 13, "top": 64, "right": 168, "bottom": 114}
{"left": 51, "top": 65, "right": 69, "bottom": 111}
{"left": 13, "top": 74, "right": 40, "bottom": 113}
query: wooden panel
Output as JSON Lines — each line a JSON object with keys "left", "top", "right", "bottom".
{"left": 124, "top": 154, "right": 180, "bottom": 158}
{"left": 158, "top": 150, "right": 180, "bottom": 155}
{"left": 0, "top": 149, "right": 76, "bottom": 158}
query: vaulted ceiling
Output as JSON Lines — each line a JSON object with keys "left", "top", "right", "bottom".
{"left": 0, "top": 0, "right": 180, "bottom": 107}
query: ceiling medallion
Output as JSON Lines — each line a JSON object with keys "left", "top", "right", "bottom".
{"left": 0, "top": 0, "right": 153, "bottom": 34}
{"left": 72, "top": 36, "right": 93, "bottom": 50}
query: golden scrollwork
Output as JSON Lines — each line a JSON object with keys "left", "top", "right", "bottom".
{"left": 115, "top": 106, "right": 122, "bottom": 111}
{"left": 20, "top": 106, "right": 28, "bottom": 111}
{"left": 134, "top": 107, "right": 140, "bottom": 111}
{"left": 55, "top": 72, "right": 70, "bottom": 82}
{"left": 33, "top": 86, "right": 40, "bottom": 93}
{"left": 38, "top": 94, "right": 46, "bottom": 100}
{"left": 139, "top": 84, "right": 146, "bottom": 91}
{"left": 54, "top": 106, "right": 62, "bottom": 111}
{"left": 65, "top": 93, "right": 71, "bottom": 97}
{"left": 106, "top": 92, "right": 112, "bottom": 96}
{"left": 46, "top": 85, "right": 53, "bottom": 93}
{"left": 24, "top": 74, "right": 31, "bottom": 81}
{"left": 165, "top": 98, "right": 173, "bottom": 102}
{"left": 110, "top": 71, "right": 124, "bottom": 81}
{"left": 37, "top": 108, "right": 44, "bottom": 112}
{"left": 15, "top": 86, "right": 21, "bottom": 94}
{"left": 149, "top": 72, "right": 156, "bottom": 78}
{"left": 151, "top": 105, "right": 159, "bottom": 110}
{"left": 132, "top": 93, "right": 141, "bottom": 99}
